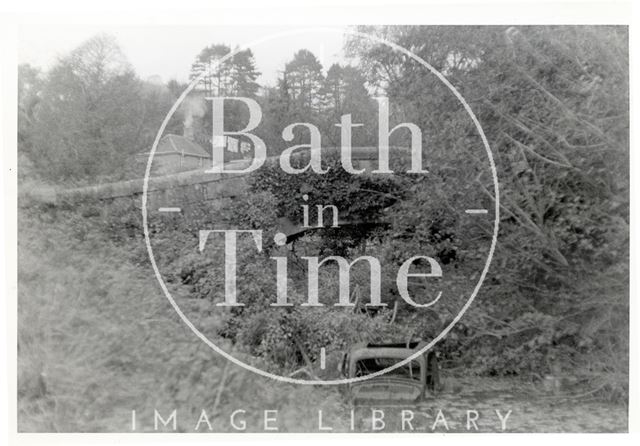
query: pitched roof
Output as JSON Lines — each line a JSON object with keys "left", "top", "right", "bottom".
{"left": 159, "top": 134, "right": 210, "bottom": 158}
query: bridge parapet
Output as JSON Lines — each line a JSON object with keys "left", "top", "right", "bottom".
{"left": 25, "top": 146, "right": 410, "bottom": 209}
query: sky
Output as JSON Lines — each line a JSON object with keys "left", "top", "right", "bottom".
{"left": 18, "top": 25, "right": 351, "bottom": 87}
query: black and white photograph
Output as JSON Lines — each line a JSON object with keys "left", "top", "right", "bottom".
{"left": 1, "top": 0, "right": 636, "bottom": 440}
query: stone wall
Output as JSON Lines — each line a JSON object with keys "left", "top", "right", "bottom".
{"left": 26, "top": 147, "right": 410, "bottom": 212}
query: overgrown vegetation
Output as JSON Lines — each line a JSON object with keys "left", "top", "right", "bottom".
{"left": 346, "top": 26, "right": 629, "bottom": 398}
{"left": 18, "top": 25, "right": 629, "bottom": 408}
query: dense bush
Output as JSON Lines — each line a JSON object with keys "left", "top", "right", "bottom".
{"left": 348, "top": 26, "right": 628, "bottom": 397}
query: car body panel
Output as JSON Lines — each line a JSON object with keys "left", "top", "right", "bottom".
{"left": 343, "top": 342, "right": 434, "bottom": 405}
{"left": 349, "top": 377, "right": 424, "bottom": 404}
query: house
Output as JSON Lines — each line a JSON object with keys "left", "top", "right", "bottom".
{"left": 141, "top": 134, "right": 211, "bottom": 175}
{"left": 136, "top": 91, "right": 251, "bottom": 176}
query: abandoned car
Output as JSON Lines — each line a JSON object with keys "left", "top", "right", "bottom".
{"left": 339, "top": 341, "right": 440, "bottom": 405}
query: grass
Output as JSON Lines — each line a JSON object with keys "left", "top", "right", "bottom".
{"left": 17, "top": 207, "right": 348, "bottom": 432}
